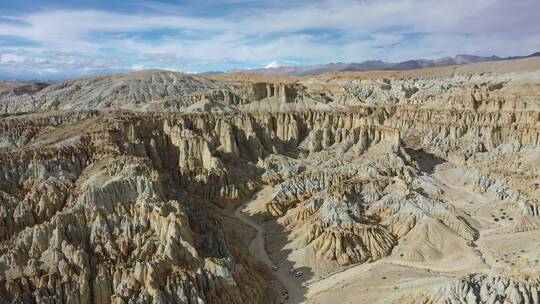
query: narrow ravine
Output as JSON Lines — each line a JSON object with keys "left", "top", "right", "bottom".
{"left": 234, "top": 188, "right": 305, "bottom": 304}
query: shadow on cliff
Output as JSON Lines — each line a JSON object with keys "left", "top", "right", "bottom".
{"left": 405, "top": 147, "right": 446, "bottom": 174}
{"left": 262, "top": 219, "right": 311, "bottom": 304}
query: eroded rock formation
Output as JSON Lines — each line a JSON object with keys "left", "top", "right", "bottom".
{"left": 0, "top": 57, "right": 540, "bottom": 303}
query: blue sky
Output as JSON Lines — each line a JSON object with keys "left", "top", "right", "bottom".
{"left": 1, "top": 0, "right": 539, "bottom": 80}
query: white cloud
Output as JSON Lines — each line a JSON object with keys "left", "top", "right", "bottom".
{"left": 0, "top": 53, "right": 26, "bottom": 63}
{"left": 41, "top": 68, "right": 59, "bottom": 74}
{"left": 131, "top": 63, "right": 144, "bottom": 70}
{"left": 0, "top": 0, "right": 539, "bottom": 79}
{"left": 0, "top": 51, "right": 126, "bottom": 80}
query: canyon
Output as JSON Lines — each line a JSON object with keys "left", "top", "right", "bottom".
{"left": 0, "top": 57, "right": 539, "bottom": 303}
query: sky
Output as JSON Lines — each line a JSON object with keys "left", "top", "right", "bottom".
{"left": 1, "top": 0, "right": 539, "bottom": 80}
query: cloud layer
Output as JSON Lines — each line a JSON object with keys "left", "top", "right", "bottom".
{"left": 1, "top": 0, "right": 539, "bottom": 80}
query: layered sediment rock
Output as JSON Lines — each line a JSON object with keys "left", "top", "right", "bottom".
{"left": 0, "top": 112, "right": 273, "bottom": 304}
{"left": 1, "top": 59, "right": 540, "bottom": 303}
{"left": 395, "top": 274, "right": 540, "bottom": 304}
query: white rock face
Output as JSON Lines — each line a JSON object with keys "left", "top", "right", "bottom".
{"left": 394, "top": 274, "right": 540, "bottom": 304}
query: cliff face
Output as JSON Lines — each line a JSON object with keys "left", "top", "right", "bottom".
{"left": 394, "top": 274, "right": 540, "bottom": 304}
{"left": 0, "top": 112, "right": 273, "bottom": 304}
{"left": 0, "top": 109, "right": 404, "bottom": 303}
{"left": 0, "top": 58, "right": 540, "bottom": 303}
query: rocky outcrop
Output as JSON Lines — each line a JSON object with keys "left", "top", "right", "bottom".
{"left": 1, "top": 59, "right": 540, "bottom": 303}
{"left": 395, "top": 274, "right": 540, "bottom": 304}
{"left": 0, "top": 112, "right": 273, "bottom": 304}
{"left": 3, "top": 58, "right": 540, "bottom": 114}
{"left": 260, "top": 142, "right": 478, "bottom": 275}
{"left": 0, "top": 81, "right": 48, "bottom": 99}
{"left": 0, "top": 108, "right": 408, "bottom": 301}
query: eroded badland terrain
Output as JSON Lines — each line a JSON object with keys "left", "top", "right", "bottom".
{"left": 1, "top": 57, "right": 540, "bottom": 303}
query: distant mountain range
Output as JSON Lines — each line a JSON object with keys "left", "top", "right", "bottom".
{"left": 234, "top": 52, "right": 540, "bottom": 76}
